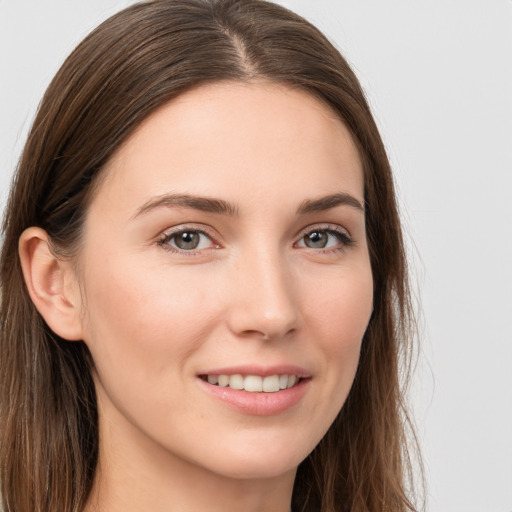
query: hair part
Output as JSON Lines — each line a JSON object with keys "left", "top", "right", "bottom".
{"left": 0, "top": 1, "right": 421, "bottom": 511}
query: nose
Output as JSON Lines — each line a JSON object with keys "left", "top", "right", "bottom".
{"left": 225, "top": 248, "right": 300, "bottom": 341}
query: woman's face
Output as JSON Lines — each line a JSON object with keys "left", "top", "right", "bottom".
{"left": 76, "top": 82, "right": 373, "bottom": 481}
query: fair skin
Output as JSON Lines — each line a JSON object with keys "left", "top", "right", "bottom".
{"left": 20, "top": 82, "right": 373, "bottom": 512}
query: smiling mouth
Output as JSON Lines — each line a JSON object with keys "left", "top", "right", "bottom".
{"left": 200, "top": 374, "right": 302, "bottom": 393}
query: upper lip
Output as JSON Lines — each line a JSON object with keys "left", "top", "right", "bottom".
{"left": 198, "top": 365, "right": 312, "bottom": 378}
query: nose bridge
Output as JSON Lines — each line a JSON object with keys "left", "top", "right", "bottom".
{"left": 227, "top": 241, "right": 299, "bottom": 340}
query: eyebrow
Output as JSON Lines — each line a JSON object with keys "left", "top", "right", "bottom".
{"left": 132, "top": 193, "right": 239, "bottom": 219}
{"left": 297, "top": 193, "right": 365, "bottom": 215}
{"left": 132, "top": 191, "right": 364, "bottom": 219}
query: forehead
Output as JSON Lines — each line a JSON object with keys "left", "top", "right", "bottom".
{"left": 94, "top": 81, "right": 364, "bottom": 213}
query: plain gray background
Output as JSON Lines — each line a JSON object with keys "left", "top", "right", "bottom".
{"left": 1, "top": 1, "right": 511, "bottom": 511}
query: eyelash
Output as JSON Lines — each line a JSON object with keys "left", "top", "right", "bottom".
{"left": 296, "top": 225, "right": 354, "bottom": 254}
{"left": 157, "top": 226, "right": 217, "bottom": 256}
{"left": 157, "top": 224, "right": 354, "bottom": 255}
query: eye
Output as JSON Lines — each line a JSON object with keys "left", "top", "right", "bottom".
{"left": 296, "top": 227, "right": 353, "bottom": 251}
{"left": 159, "top": 228, "right": 216, "bottom": 252}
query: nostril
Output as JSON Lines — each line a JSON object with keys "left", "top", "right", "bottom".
{"left": 238, "top": 327, "right": 296, "bottom": 342}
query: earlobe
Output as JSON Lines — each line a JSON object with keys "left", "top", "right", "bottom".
{"left": 18, "top": 227, "right": 84, "bottom": 341}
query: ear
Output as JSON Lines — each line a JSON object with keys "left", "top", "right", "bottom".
{"left": 19, "top": 227, "right": 84, "bottom": 341}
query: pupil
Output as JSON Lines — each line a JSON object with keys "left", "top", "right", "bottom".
{"left": 176, "top": 231, "right": 199, "bottom": 250}
{"left": 306, "top": 231, "right": 327, "bottom": 248}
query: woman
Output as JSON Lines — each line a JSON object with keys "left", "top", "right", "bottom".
{"left": 0, "top": 1, "right": 419, "bottom": 511}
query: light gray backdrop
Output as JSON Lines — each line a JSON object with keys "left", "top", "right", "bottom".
{"left": 1, "top": 1, "right": 511, "bottom": 511}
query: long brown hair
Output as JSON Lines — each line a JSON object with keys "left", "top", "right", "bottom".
{"left": 0, "top": 1, "right": 420, "bottom": 511}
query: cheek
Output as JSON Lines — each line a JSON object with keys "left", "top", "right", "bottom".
{"left": 307, "top": 263, "right": 373, "bottom": 341}
{"left": 79, "top": 256, "right": 228, "bottom": 439}
{"left": 306, "top": 266, "right": 373, "bottom": 387}
{"left": 80, "top": 255, "right": 221, "bottom": 379}
{"left": 285, "top": 265, "right": 372, "bottom": 448}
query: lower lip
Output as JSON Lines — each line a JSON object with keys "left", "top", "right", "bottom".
{"left": 198, "top": 378, "right": 310, "bottom": 416}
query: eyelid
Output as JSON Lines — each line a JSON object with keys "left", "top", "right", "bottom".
{"left": 156, "top": 222, "right": 353, "bottom": 255}
{"left": 295, "top": 223, "right": 352, "bottom": 239}
{"left": 294, "top": 223, "right": 354, "bottom": 251}
{"left": 157, "top": 224, "right": 221, "bottom": 254}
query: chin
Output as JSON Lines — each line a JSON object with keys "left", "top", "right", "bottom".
{"left": 198, "top": 440, "right": 310, "bottom": 481}
{"left": 213, "top": 459, "right": 299, "bottom": 481}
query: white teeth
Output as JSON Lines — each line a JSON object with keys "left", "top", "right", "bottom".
{"left": 206, "top": 374, "right": 300, "bottom": 392}
{"left": 287, "top": 375, "right": 297, "bottom": 389}
{"left": 229, "top": 374, "right": 244, "bottom": 390}
{"left": 207, "top": 375, "right": 219, "bottom": 385}
{"left": 244, "top": 375, "right": 263, "bottom": 392}
{"left": 218, "top": 375, "right": 229, "bottom": 387}
{"left": 262, "top": 375, "right": 280, "bottom": 392}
